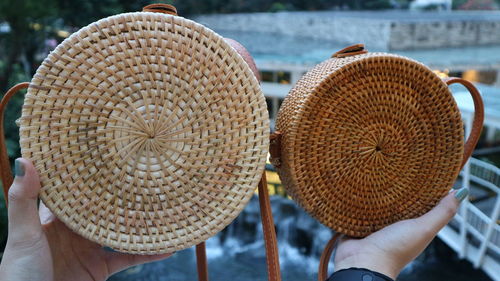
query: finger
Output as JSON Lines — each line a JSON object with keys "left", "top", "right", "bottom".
{"left": 7, "top": 158, "right": 43, "bottom": 245}
{"left": 105, "top": 251, "right": 173, "bottom": 274}
{"left": 414, "top": 188, "right": 468, "bottom": 237}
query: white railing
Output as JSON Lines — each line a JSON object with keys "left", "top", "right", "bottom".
{"left": 438, "top": 158, "right": 500, "bottom": 281}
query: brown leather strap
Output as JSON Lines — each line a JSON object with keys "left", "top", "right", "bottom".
{"left": 318, "top": 233, "right": 342, "bottom": 281}
{"left": 443, "top": 77, "right": 484, "bottom": 169}
{"left": 194, "top": 37, "right": 281, "bottom": 280}
{"left": 225, "top": 37, "right": 281, "bottom": 281}
{"left": 142, "top": 4, "right": 178, "bottom": 16}
{"left": 332, "top": 44, "right": 368, "bottom": 58}
{"left": 258, "top": 171, "right": 282, "bottom": 281}
{"left": 196, "top": 242, "right": 209, "bottom": 281}
{"left": 231, "top": 36, "right": 282, "bottom": 280}
{"left": 269, "top": 132, "right": 282, "bottom": 168}
{"left": 194, "top": 171, "right": 281, "bottom": 281}
{"left": 223, "top": 38, "right": 261, "bottom": 81}
{"left": 0, "top": 82, "right": 30, "bottom": 205}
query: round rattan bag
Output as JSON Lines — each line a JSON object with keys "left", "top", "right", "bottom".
{"left": 270, "top": 44, "right": 484, "bottom": 238}
{"left": 4, "top": 5, "right": 269, "bottom": 254}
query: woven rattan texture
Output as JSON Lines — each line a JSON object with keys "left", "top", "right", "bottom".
{"left": 19, "top": 12, "right": 269, "bottom": 254}
{"left": 276, "top": 53, "right": 463, "bottom": 237}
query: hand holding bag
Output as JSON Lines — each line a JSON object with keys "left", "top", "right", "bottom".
{"left": 269, "top": 44, "right": 484, "bottom": 280}
{"left": 0, "top": 4, "right": 281, "bottom": 281}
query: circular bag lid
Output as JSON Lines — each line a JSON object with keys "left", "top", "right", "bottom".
{"left": 275, "top": 47, "right": 464, "bottom": 237}
{"left": 19, "top": 11, "right": 269, "bottom": 254}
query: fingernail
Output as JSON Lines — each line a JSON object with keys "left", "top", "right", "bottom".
{"left": 14, "top": 159, "right": 25, "bottom": 177}
{"left": 454, "top": 188, "right": 469, "bottom": 202}
{"left": 103, "top": 246, "right": 117, "bottom": 252}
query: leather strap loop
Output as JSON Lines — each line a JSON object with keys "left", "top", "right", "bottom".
{"left": 332, "top": 44, "right": 368, "bottom": 58}
{"left": 142, "top": 4, "right": 178, "bottom": 16}
{"left": 0, "top": 82, "right": 30, "bottom": 205}
{"left": 442, "top": 77, "right": 484, "bottom": 169}
{"left": 318, "top": 233, "right": 342, "bottom": 281}
{"left": 269, "top": 132, "right": 282, "bottom": 168}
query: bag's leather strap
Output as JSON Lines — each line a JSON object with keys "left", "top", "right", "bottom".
{"left": 332, "top": 44, "right": 367, "bottom": 58}
{"left": 257, "top": 171, "right": 282, "bottom": 281}
{"left": 226, "top": 37, "right": 281, "bottom": 281}
{"left": 0, "top": 82, "right": 30, "bottom": 204}
{"left": 318, "top": 233, "right": 342, "bottom": 281}
{"left": 442, "top": 77, "right": 484, "bottom": 169}
{"left": 269, "top": 132, "right": 282, "bottom": 168}
{"left": 196, "top": 242, "right": 209, "bottom": 281}
{"left": 192, "top": 38, "right": 281, "bottom": 281}
{"left": 193, "top": 171, "right": 281, "bottom": 281}
{"left": 142, "top": 3, "right": 178, "bottom": 15}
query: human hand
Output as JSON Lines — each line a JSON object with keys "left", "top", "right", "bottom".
{"left": 333, "top": 188, "right": 468, "bottom": 280}
{"left": 0, "top": 158, "right": 172, "bottom": 281}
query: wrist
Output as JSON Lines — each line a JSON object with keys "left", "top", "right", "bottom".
{"left": 329, "top": 267, "right": 394, "bottom": 281}
{"left": 334, "top": 253, "right": 400, "bottom": 280}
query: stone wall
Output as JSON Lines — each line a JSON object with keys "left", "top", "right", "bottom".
{"left": 194, "top": 11, "right": 500, "bottom": 50}
{"left": 195, "top": 12, "right": 391, "bottom": 50}
{"left": 390, "top": 20, "right": 500, "bottom": 50}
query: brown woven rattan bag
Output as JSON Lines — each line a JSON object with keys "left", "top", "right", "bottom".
{"left": 0, "top": 4, "right": 282, "bottom": 281}
{"left": 269, "top": 44, "right": 484, "bottom": 280}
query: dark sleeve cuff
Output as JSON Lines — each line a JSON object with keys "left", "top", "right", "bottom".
{"left": 327, "top": 267, "right": 395, "bottom": 281}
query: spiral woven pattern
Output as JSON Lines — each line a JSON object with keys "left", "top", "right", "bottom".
{"left": 276, "top": 53, "right": 463, "bottom": 237}
{"left": 19, "top": 12, "right": 269, "bottom": 254}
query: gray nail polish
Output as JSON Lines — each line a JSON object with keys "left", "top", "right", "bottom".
{"left": 455, "top": 188, "right": 469, "bottom": 202}
{"left": 103, "top": 246, "right": 117, "bottom": 252}
{"left": 14, "top": 159, "right": 25, "bottom": 177}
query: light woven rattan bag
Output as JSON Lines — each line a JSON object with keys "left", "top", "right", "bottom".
{"left": 0, "top": 4, "right": 282, "bottom": 281}
{"left": 269, "top": 44, "right": 484, "bottom": 280}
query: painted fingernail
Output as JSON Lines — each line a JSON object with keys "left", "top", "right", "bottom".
{"left": 14, "top": 159, "right": 25, "bottom": 177}
{"left": 454, "top": 188, "right": 469, "bottom": 202}
{"left": 103, "top": 246, "right": 117, "bottom": 252}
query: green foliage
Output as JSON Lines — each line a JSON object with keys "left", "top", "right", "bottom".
{"left": 270, "top": 2, "right": 287, "bottom": 12}
{"left": 269, "top": 2, "right": 294, "bottom": 12}
{"left": 453, "top": 0, "right": 469, "bottom": 9}
{"left": 0, "top": 0, "right": 58, "bottom": 92}
{"left": 362, "top": 0, "right": 393, "bottom": 9}
{"left": 422, "top": 3, "right": 442, "bottom": 10}
{"left": 394, "top": 0, "right": 411, "bottom": 9}
{"left": 57, "top": 0, "right": 125, "bottom": 27}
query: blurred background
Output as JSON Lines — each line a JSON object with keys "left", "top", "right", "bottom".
{"left": 1, "top": 0, "right": 500, "bottom": 280}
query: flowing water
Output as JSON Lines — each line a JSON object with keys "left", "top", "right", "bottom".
{"left": 110, "top": 196, "right": 492, "bottom": 281}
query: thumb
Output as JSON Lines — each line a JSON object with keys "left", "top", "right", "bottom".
{"left": 414, "top": 187, "right": 468, "bottom": 237}
{"left": 6, "top": 158, "right": 43, "bottom": 248}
